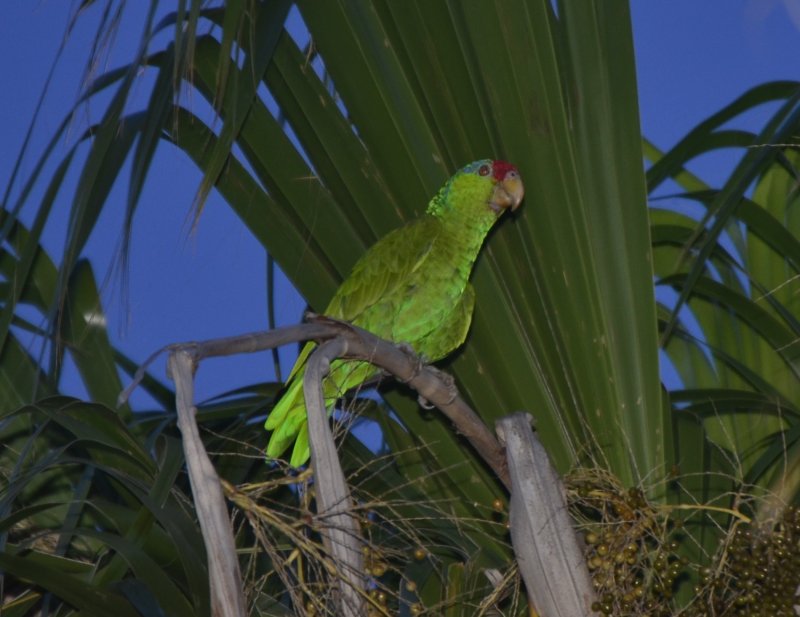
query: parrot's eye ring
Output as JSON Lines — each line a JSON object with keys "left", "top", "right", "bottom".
{"left": 478, "top": 164, "right": 491, "bottom": 176}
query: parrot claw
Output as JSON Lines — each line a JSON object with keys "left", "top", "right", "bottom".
{"left": 417, "top": 366, "right": 458, "bottom": 409}
{"left": 428, "top": 365, "right": 454, "bottom": 386}
{"left": 417, "top": 394, "right": 435, "bottom": 410}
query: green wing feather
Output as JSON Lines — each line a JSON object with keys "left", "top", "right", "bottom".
{"left": 415, "top": 283, "right": 475, "bottom": 361}
{"left": 265, "top": 217, "right": 442, "bottom": 465}
{"left": 325, "top": 217, "right": 441, "bottom": 323}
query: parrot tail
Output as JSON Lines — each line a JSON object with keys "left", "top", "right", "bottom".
{"left": 264, "top": 377, "right": 307, "bottom": 461}
{"left": 265, "top": 359, "right": 379, "bottom": 466}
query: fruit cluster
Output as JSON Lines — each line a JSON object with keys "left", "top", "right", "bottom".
{"left": 686, "top": 505, "right": 800, "bottom": 617}
{"left": 567, "top": 470, "right": 688, "bottom": 616}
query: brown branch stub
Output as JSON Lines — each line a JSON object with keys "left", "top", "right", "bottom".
{"left": 498, "top": 413, "right": 596, "bottom": 616}
{"left": 303, "top": 337, "right": 366, "bottom": 616}
{"left": 168, "top": 350, "right": 247, "bottom": 617}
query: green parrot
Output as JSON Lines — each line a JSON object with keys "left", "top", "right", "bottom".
{"left": 265, "top": 159, "right": 524, "bottom": 466}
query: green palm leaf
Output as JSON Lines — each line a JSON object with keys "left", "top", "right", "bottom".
{"left": 8, "top": 1, "right": 800, "bottom": 613}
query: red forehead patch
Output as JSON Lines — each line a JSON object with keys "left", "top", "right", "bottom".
{"left": 492, "top": 160, "right": 517, "bottom": 181}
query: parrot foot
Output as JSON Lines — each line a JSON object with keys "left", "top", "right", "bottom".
{"left": 394, "top": 342, "right": 458, "bottom": 407}
{"left": 417, "top": 366, "right": 458, "bottom": 409}
{"left": 427, "top": 365, "right": 459, "bottom": 404}
{"left": 395, "top": 342, "right": 426, "bottom": 383}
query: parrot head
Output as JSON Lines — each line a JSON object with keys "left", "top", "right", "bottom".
{"left": 427, "top": 159, "right": 524, "bottom": 218}
{"left": 482, "top": 160, "right": 524, "bottom": 214}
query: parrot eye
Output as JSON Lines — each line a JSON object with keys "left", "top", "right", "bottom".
{"left": 478, "top": 164, "right": 491, "bottom": 176}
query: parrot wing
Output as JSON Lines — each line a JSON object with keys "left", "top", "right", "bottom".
{"left": 413, "top": 282, "right": 476, "bottom": 361}
{"left": 284, "top": 215, "right": 441, "bottom": 385}
{"left": 325, "top": 216, "right": 441, "bottom": 324}
{"left": 265, "top": 216, "right": 442, "bottom": 460}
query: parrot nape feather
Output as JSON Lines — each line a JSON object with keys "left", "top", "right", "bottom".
{"left": 265, "top": 159, "right": 524, "bottom": 466}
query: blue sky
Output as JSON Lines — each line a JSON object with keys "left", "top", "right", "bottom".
{"left": 1, "top": 1, "right": 799, "bottom": 405}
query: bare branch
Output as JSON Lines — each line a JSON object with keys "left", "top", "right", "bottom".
{"left": 168, "top": 350, "right": 247, "bottom": 617}
{"left": 497, "top": 413, "right": 596, "bottom": 617}
{"left": 122, "top": 316, "right": 509, "bottom": 487}
{"left": 118, "top": 323, "right": 333, "bottom": 406}
{"left": 128, "top": 316, "right": 512, "bottom": 617}
{"left": 304, "top": 338, "right": 365, "bottom": 616}
{"left": 321, "top": 317, "right": 510, "bottom": 489}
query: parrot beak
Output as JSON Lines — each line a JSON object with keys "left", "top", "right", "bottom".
{"left": 490, "top": 173, "right": 525, "bottom": 214}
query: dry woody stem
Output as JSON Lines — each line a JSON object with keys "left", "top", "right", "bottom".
{"left": 127, "top": 314, "right": 510, "bottom": 617}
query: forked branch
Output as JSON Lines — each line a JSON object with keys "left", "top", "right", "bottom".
{"left": 126, "top": 315, "right": 509, "bottom": 617}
